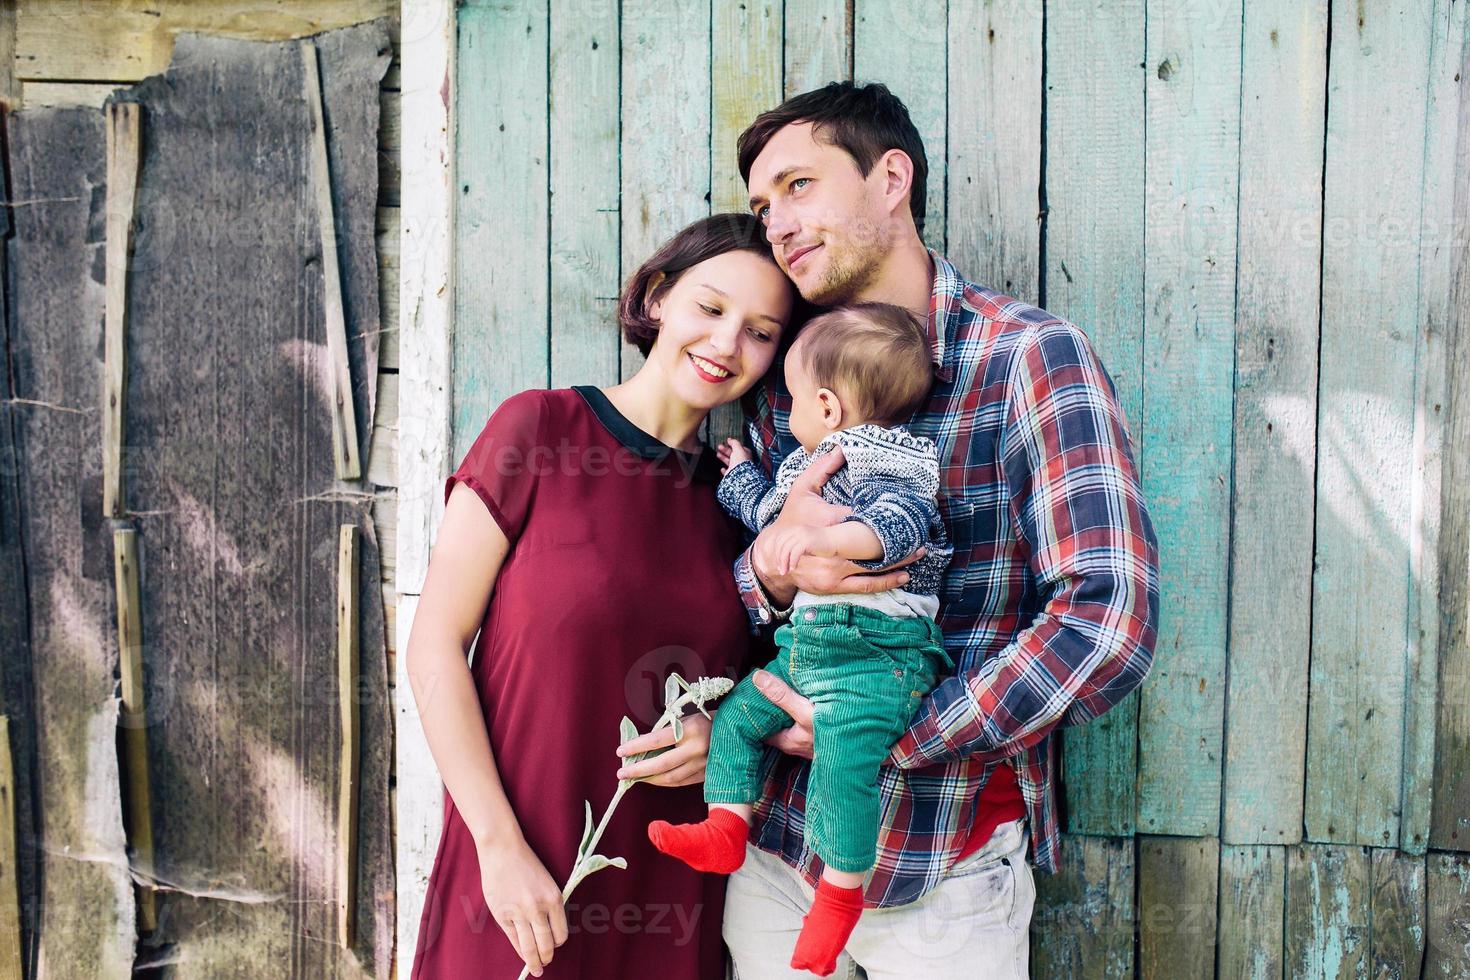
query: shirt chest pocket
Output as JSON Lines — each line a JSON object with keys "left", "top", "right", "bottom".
{"left": 937, "top": 497, "right": 979, "bottom": 614}
{"left": 938, "top": 492, "right": 1017, "bottom": 617}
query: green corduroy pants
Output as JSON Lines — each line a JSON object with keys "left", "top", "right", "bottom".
{"left": 706, "top": 602, "right": 952, "bottom": 873}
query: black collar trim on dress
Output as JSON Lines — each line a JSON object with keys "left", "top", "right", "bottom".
{"left": 573, "top": 386, "right": 722, "bottom": 484}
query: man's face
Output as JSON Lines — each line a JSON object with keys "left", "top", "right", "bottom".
{"left": 746, "top": 122, "right": 891, "bottom": 306}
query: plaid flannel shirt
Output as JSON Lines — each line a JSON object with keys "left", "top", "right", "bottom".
{"left": 732, "top": 251, "right": 1160, "bottom": 906}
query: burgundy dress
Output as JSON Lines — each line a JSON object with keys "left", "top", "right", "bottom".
{"left": 412, "top": 386, "right": 755, "bottom": 980}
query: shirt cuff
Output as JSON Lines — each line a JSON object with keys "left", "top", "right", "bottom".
{"left": 734, "top": 545, "right": 790, "bottom": 629}
{"left": 889, "top": 711, "right": 952, "bottom": 770}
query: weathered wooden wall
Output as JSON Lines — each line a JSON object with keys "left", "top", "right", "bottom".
{"left": 0, "top": 0, "right": 405, "bottom": 738}
{"left": 6, "top": 104, "right": 138, "bottom": 980}
{"left": 116, "top": 25, "right": 393, "bottom": 977}
{"left": 421, "top": 0, "right": 1470, "bottom": 975}
{"left": 0, "top": 3, "right": 403, "bottom": 977}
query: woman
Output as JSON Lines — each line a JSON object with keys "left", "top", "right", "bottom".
{"left": 408, "top": 214, "right": 796, "bottom": 979}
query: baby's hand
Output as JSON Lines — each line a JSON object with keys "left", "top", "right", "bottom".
{"left": 717, "top": 438, "right": 753, "bottom": 474}
{"left": 765, "top": 524, "right": 838, "bottom": 576}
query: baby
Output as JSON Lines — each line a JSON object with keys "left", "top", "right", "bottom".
{"left": 648, "top": 302, "right": 953, "bottom": 976}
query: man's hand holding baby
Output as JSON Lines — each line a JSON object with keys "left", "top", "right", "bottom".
{"left": 764, "top": 524, "right": 837, "bottom": 575}
{"left": 752, "top": 447, "right": 923, "bottom": 605}
{"left": 765, "top": 519, "right": 888, "bottom": 575}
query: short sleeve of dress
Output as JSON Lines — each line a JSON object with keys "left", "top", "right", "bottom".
{"left": 443, "top": 389, "right": 549, "bottom": 541}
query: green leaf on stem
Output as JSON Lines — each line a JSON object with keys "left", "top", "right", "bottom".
{"left": 580, "top": 854, "right": 628, "bottom": 875}
{"left": 579, "top": 800, "right": 594, "bottom": 855}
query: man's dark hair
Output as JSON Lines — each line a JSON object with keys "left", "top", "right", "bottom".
{"left": 618, "top": 213, "right": 786, "bottom": 357}
{"left": 736, "top": 81, "right": 928, "bottom": 236}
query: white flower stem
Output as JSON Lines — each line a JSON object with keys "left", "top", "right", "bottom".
{"left": 511, "top": 675, "right": 734, "bottom": 980}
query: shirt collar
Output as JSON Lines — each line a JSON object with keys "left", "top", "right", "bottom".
{"left": 925, "top": 249, "right": 963, "bottom": 384}
{"left": 573, "top": 385, "right": 722, "bottom": 483}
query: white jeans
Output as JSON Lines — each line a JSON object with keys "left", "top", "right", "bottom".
{"left": 723, "top": 819, "right": 1034, "bottom": 979}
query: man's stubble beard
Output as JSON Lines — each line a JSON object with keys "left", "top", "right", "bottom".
{"left": 802, "top": 237, "right": 886, "bottom": 307}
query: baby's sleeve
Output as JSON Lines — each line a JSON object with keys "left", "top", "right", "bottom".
{"left": 717, "top": 460, "right": 780, "bottom": 532}
{"left": 443, "top": 389, "right": 549, "bottom": 542}
{"left": 843, "top": 435, "right": 944, "bottom": 568}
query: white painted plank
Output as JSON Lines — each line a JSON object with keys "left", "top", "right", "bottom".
{"left": 1403, "top": 0, "right": 1467, "bottom": 856}
{"left": 619, "top": 0, "right": 711, "bottom": 381}
{"left": 396, "top": 0, "right": 454, "bottom": 597}
{"left": 550, "top": 0, "right": 620, "bottom": 389}
{"left": 395, "top": 2, "right": 455, "bottom": 966}
{"left": 393, "top": 595, "right": 442, "bottom": 977}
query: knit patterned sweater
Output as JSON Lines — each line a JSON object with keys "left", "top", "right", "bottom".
{"left": 716, "top": 423, "right": 952, "bottom": 597}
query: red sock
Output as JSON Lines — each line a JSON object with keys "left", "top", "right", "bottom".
{"left": 647, "top": 808, "right": 749, "bottom": 874}
{"left": 790, "top": 878, "right": 865, "bottom": 976}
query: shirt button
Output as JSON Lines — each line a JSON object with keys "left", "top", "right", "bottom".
{"left": 893, "top": 668, "right": 904, "bottom": 679}
{"left": 758, "top": 608, "right": 771, "bottom": 623}
{"left": 803, "top": 609, "right": 816, "bottom": 622}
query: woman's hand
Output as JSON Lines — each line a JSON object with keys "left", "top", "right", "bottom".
{"left": 477, "top": 836, "right": 569, "bottom": 977}
{"left": 615, "top": 712, "right": 713, "bottom": 787}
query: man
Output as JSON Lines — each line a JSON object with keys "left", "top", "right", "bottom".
{"left": 724, "top": 81, "right": 1161, "bottom": 978}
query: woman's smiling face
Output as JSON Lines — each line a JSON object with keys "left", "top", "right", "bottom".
{"left": 646, "top": 249, "right": 795, "bottom": 411}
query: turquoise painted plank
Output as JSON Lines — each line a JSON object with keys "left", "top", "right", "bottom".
{"left": 550, "top": 0, "right": 620, "bottom": 389}
{"left": 946, "top": 0, "right": 1041, "bottom": 300}
{"left": 452, "top": 0, "right": 549, "bottom": 456}
{"left": 1221, "top": 0, "right": 1327, "bottom": 847}
{"left": 1218, "top": 845, "right": 1287, "bottom": 980}
{"left": 853, "top": 0, "right": 947, "bottom": 250}
{"left": 1135, "top": 0, "right": 1241, "bottom": 838}
{"left": 712, "top": 0, "right": 781, "bottom": 215}
{"left": 783, "top": 0, "right": 851, "bottom": 96}
{"left": 1304, "top": 0, "right": 1435, "bottom": 849}
{"left": 1043, "top": 0, "right": 1146, "bottom": 837}
{"left": 619, "top": 0, "right": 710, "bottom": 381}
{"left": 1285, "top": 844, "right": 1370, "bottom": 979}
{"left": 1409, "top": 0, "right": 1469, "bottom": 856}
{"left": 709, "top": 0, "right": 782, "bottom": 446}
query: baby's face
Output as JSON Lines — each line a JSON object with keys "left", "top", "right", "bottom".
{"left": 784, "top": 348, "right": 838, "bottom": 453}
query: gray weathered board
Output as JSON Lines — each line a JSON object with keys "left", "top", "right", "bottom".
{"left": 6, "top": 106, "right": 136, "bottom": 980}
{"left": 0, "top": 110, "right": 41, "bottom": 976}
{"left": 109, "top": 23, "right": 394, "bottom": 977}
{"left": 1, "top": 20, "right": 393, "bottom": 978}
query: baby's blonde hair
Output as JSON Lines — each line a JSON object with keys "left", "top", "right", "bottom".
{"left": 791, "top": 302, "right": 933, "bottom": 425}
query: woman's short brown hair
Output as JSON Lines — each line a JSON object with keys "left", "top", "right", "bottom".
{"left": 618, "top": 213, "right": 782, "bottom": 357}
